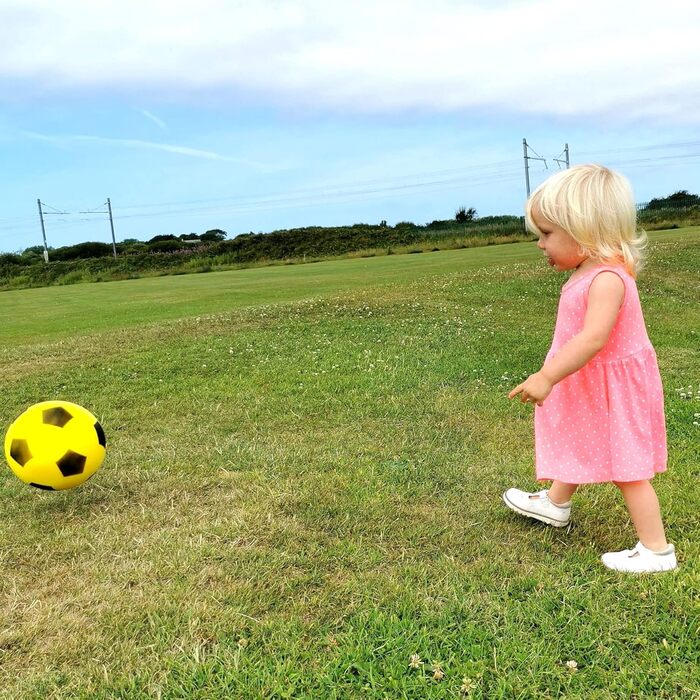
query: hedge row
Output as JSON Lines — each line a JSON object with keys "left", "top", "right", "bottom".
{"left": 0, "top": 217, "right": 527, "bottom": 289}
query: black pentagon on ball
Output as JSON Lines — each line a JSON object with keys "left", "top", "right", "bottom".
{"left": 43, "top": 406, "right": 73, "bottom": 428}
{"left": 94, "top": 421, "right": 106, "bottom": 448}
{"left": 30, "top": 483, "right": 56, "bottom": 491}
{"left": 10, "top": 439, "right": 32, "bottom": 467}
{"left": 57, "top": 450, "right": 86, "bottom": 477}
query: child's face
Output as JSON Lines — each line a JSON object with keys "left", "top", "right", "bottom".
{"left": 532, "top": 205, "right": 588, "bottom": 271}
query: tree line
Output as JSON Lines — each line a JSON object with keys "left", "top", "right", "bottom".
{"left": 1, "top": 191, "right": 698, "bottom": 289}
{"left": 1, "top": 214, "right": 522, "bottom": 265}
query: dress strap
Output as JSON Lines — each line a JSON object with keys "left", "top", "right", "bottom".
{"left": 564, "top": 264, "right": 628, "bottom": 292}
{"left": 583, "top": 265, "right": 629, "bottom": 306}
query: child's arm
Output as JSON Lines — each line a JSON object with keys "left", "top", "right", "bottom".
{"left": 509, "top": 271, "right": 625, "bottom": 405}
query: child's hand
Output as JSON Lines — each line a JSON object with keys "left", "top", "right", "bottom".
{"left": 508, "top": 371, "right": 553, "bottom": 406}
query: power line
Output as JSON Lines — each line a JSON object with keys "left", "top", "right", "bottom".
{"left": 0, "top": 168, "right": 523, "bottom": 234}
{"left": 602, "top": 152, "right": 700, "bottom": 168}
{"left": 0, "top": 158, "right": 522, "bottom": 232}
{"left": 1, "top": 140, "right": 698, "bottom": 230}
{"left": 113, "top": 160, "right": 519, "bottom": 211}
{"left": 576, "top": 140, "right": 700, "bottom": 157}
{"left": 109, "top": 169, "right": 525, "bottom": 222}
{"left": 2, "top": 143, "right": 698, "bottom": 253}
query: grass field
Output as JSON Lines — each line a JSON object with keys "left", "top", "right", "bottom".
{"left": 1, "top": 229, "right": 698, "bottom": 699}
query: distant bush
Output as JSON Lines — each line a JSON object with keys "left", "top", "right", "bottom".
{"left": 0, "top": 253, "right": 22, "bottom": 265}
{"left": 119, "top": 242, "right": 149, "bottom": 254}
{"left": 640, "top": 190, "right": 700, "bottom": 211}
{"left": 638, "top": 205, "right": 700, "bottom": 229}
{"left": 148, "top": 240, "right": 186, "bottom": 253}
{"left": 20, "top": 246, "right": 49, "bottom": 263}
{"left": 200, "top": 229, "right": 227, "bottom": 242}
{"left": 52, "top": 241, "right": 113, "bottom": 261}
{"left": 148, "top": 234, "right": 178, "bottom": 243}
{"left": 637, "top": 190, "right": 700, "bottom": 229}
{"left": 455, "top": 206, "right": 477, "bottom": 222}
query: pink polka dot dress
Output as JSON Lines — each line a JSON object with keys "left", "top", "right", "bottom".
{"left": 535, "top": 265, "right": 667, "bottom": 484}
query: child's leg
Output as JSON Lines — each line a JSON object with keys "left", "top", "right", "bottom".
{"left": 613, "top": 480, "right": 668, "bottom": 551}
{"left": 548, "top": 480, "right": 577, "bottom": 506}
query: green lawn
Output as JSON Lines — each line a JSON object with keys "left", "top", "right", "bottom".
{"left": 1, "top": 229, "right": 698, "bottom": 699}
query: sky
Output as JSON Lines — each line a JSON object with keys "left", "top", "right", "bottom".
{"left": 1, "top": 0, "right": 699, "bottom": 253}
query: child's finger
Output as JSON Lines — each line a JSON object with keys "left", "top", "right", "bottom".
{"left": 508, "top": 385, "right": 522, "bottom": 399}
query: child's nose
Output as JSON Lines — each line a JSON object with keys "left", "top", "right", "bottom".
{"left": 537, "top": 238, "right": 545, "bottom": 250}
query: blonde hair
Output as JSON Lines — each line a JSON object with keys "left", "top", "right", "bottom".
{"left": 525, "top": 164, "right": 646, "bottom": 276}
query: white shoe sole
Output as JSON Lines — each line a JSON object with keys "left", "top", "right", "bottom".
{"left": 601, "top": 554, "right": 677, "bottom": 574}
{"left": 502, "top": 491, "right": 570, "bottom": 528}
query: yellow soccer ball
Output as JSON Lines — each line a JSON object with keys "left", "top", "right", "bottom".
{"left": 4, "top": 401, "right": 106, "bottom": 491}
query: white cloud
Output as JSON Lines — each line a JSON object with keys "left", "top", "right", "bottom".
{"left": 19, "top": 130, "right": 270, "bottom": 168}
{"left": 136, "top": 108, "right": 167, "bottom": 130}
{"left": 1, "top": 0, "right": 699, "bottom": 122}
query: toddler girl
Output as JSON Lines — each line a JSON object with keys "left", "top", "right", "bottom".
{"left": 504, "top": 164, "right": 676, "bottom": 573}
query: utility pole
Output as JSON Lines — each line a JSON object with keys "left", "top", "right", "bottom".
{"left": 79, "top": 199, "right": 118, "bottom": 258}
{"left": 554, "top": 143, "right": 571, "bottom": 169}
{"left": 107, "top": 198, "right": 117, "bottom": 258}
{"left": 37, "top": 199, "right": 49, "bottom": 263}
{"left": 522, "top": 139, "right": 530, "bottom": 199}
{"left": 522, "top": 138, "right": 548, "bottom": 198}
{"left": 37, "top": 199, "right": 69, "bottom": 263}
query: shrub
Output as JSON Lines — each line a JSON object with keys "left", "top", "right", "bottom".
{"left": 201, "top": 229, "right": 227, "bottom": 242}
{"left": 0, "top": 253, "right": 22, "bottom": 265}
{"left": 641, "top": 190, "right": 700, "bottom": 210}
{"left": 455, "top": 206, "right": 477, "bottom": 222}
{"left": 119, "top": 242, "right": 149, "bottom": 254}
{"left": 52, "top": 242, "right": 113, "bottom": 261}
{"left": 148, "top": 240, "right": 185, "bottom": 253}
{"left": 148, "top": 234, "right": 178, "bottom": 243}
